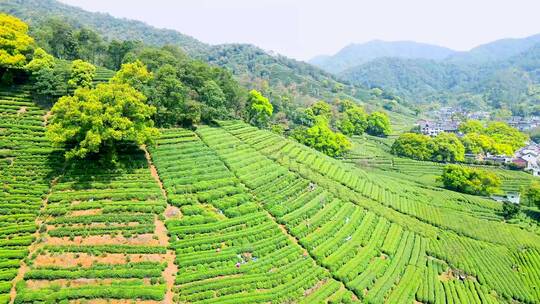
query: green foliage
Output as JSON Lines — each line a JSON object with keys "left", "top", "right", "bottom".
{"left": 484, "top": 121, "right": 529, "bottom": 154}
{"left": 340, "top": 48, "right": 540, "bottom": 113}
{"left": 46, "top": 82, "right": 159, "bottom": 159}
{"left": 306, "top": 100, "right": 332, "bottom": 120}
{"left": 366, "top": 111, "right": 391, "bottom": 137}
{"left": 502, "top": 201, "right": 520, "bottom": 219}
{"left": 458, "top": 120, "right": 483, "bottom": 134}
{"left": 24, "top": 47, "right": 54, "bottom": 71}
{"left": 247, "top": 89, "right": 273, "bottom": 127}
{"left": 338, "top": 105, "right": 367, "bottom": 136}
{"left": 0, "top": 13, "right": 34, "bottom": 68}
{"left": 292, "top": 116, "right": 351, "bottom": 157}
{"left": 111, "top": 60, "right": 153, "bottom": 90}
{"left": 439, "top": 164, "right": 501, "bottom": 195}
{"left": 126, "top": 46, "right": 244, "bottom": 125}
{"left": 391, "top": 133, "right": 432, "bottom": 160}
{"left": 458, "top": 120, "right": 528, "bottom": 155}
{"left": 68, "top": 59, "right": 96, "bottom": 89}
{"left": 147, "top": 64, "right": 189, "bottom": 126}
{"left": 31, "top": 63, "right": 70, "bottom": 100}
{"left": 522, "top": 181, "right": 540, "bottom": 208}
{"left": 429, "top": 133, "right": 465, "bottom": 162}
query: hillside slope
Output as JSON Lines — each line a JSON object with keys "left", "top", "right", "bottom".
{"left": 310, "top": 40, "right": 456, "bottom": 74}
{"left": 3, "top": 84, "right": 540, "bottom": 303}
{"left": 340, "top": 44, "right": 540, "bottom": 108}
{"left": 0, "top": 0, "right": 375, "bottom": 109}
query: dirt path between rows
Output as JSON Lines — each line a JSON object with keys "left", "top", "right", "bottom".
{"left": 9, "top": 177, "right": 58, "bottom": 304}
{"left": 142, "top": 145, "right": 179, "bottom": 304}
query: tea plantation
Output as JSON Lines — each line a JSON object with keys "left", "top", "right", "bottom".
{"left": 1, "top": 86, "right": 540, "bottom": 303}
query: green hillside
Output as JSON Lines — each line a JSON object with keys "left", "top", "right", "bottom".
{"left": 0, "top": 0, "right": 388, "bottom": 115}
{"left": 1, "top": 83, "right": 540, "bottom": 303}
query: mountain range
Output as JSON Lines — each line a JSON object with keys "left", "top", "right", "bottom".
{"left": 0, "top": 0, "right": 384, "bottom": 113}
{"left": 310, "top": 36, "right": 540, "bottom": 112}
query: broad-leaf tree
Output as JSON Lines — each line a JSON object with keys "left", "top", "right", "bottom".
{"left": 429, "top": 132, "right": 465, "bottom": 162}
{"left": 68, "top": 59, "right": 96, "bottom": 89}
{"left": 366, "top": 111, "right": 391, "bottom": 137}
{"left": 46, "top": 82, "right": 159, "bottom": 159}
{"left": 522, "top": 181, "right": 540, "bottom": 208}
{"left": 391, "top": 133, "right": 432, "bottom": 160}
{"left": 338, "top": 105, "right": 367, "bottom": 136}
{"left": 0, "top": 13, "right": 34, "bottom": 79}
{"left": 25, "top": 48, "right": 54, "bottom": 71}
{"left": 293, "top": 116, "right": 351, "bottom": 157}
{"left": 439, "top": 165, "right": 501, "bottom": 195}
{"left": 247, "top": 89, "right": 273, "bottom": 127}
{"left": 111, "top": 60, "right": 153, "bottom": 91}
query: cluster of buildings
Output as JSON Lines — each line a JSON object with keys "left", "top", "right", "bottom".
{"left": 513, "top": 143, "right": 540, "bottom": 176}
{"left": 415, "top": 108, "right": 540, "bottom": 177}
{"left": 507, "top": 116, "right": 540, "bottom": 132}
{"left": 422, "top": 107, "right": 540, "bottom": 134}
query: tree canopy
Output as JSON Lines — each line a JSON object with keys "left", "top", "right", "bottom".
{"left": 366, "top": 111, "right": 391, "bottom": 136}
{"left": 439, "top": 165, "right": 501, "bottom": 196}
{"left": 247, "top": 89, "right": 273, "bottom": 127}
{"left": 429, "top": 133, "right": 465, "bottom": 163}
{"left": 68, "top": 59, "right": 96, "bottom": 89}
{"left": 338, "top": 105, "right": 368, "bottom": 136}
{"left": 0, "top": 13, "right": 34, "bottom": 69}
{"left": 391, "top": 133, "right": 432, "bottom": 160}
{"left": 293, "top": 116, "right": 351, "bottom": 157}
{"left": 458, "top": 120, "right": 528, "bottom": 155}
{"left": 522, "top": 181, "right": 540, "bottom": 209}
{"left": 46, "top": 81, "right": 159, "bottom": 159}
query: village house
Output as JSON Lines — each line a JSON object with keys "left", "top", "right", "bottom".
{"left": 417, "top": 119, "right": 459, "bottom": 137}
{"left": 491, "top": 192, "right": 521, "bottom": 204}
{"left": 467, "top": 111, "right": 491, "bottom": 121}
{"left": 513, "top": 143, "right": 540, "bottom": 176}
{"left": 507, "top": 116, "right": 540, "bottom": 131}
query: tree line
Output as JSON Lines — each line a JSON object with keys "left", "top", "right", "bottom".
{"left": 1, "top": 13, "right": 393, "bottom": 160}
{"left": 391, "top": 120, "right": 528, "bottom": 163}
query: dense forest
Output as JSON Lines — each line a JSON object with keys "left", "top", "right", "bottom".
{"left": 310, "top": 36, "right": 540, "bottom": 117}
{"left": 0, "top": 0, "right": 407, "bottom": 117}
{"left": 2, "top": 2, "right": 540, "bottom": 304}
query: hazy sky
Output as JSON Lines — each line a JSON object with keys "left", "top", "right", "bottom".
{"left": 59, "top": 0, "right": 540, "bottom": 61}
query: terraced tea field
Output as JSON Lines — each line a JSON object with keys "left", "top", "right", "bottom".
{"left": 2, "top": 85, "right": 540, "bottom": 303}
{"left": 343, "top": 135, "right": 538, "bottom": 193}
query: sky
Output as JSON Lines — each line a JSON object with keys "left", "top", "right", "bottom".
{"left": 58, "top": 0, "right": 540, "bottom": 61}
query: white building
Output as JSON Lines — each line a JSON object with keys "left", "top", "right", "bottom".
{"left": 513, "top": 143, "right": 540, "bottom": 176}
{"left": 491, "top": 192, "right": 521, "bottom": 204}
{"left": 417, "top": 119, "right": 459, "bottom": 137}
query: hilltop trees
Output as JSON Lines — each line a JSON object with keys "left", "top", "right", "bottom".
{"left": 366, "top": 111, "right": 391, "bottom": 136}
{"left": 458, "top": 120, "right": 528, "bottom": 155}
{"left": 293, "top": 116, "right": 351, "bottom": 157}
{"left": 46, "top": 81, "right": 159, "bottom": 159}
{"left": 68, "top": 59, "right": 96, "bottom": 89}
{"left": 393, "top": 120, "right": 526, "bottom": 163}
{"left": 391, "top": 133, "right": 432, "bottom": 160}
{"left": 392, "top": 132, "right": 465, "bottom": 162}
{"left": 0, "top": 13, "right": 34, "bottom": 82}
{"left": 522, "top": 181, "right": 540, "bottom": 208}
{"left": 430, "top": 133, "right": 465, "bottom": 162}
{"left": 439, "top": 165, "right": 501, "bottom": 195}
{"left": 338, "top": 103, "right": 368, "bottom": 136}
{"left": 247, "top": 89, "right": 273, "bottom": 127}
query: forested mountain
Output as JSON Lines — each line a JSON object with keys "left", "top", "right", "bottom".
{"left": 309, "top": 40, "right": 456, "bottom": 73}
{"left": 339, "top": 41, "right": 540, "bottom": 114}
{"left": 447, "top": 33, "right": 540, "bottom": 64}
{"left": 0, "top": 0, "right": 381, "bottom": 112}
{"left": 0, "top": 0, "right": 208, "bottom": 54}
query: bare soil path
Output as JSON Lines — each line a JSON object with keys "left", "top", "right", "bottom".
{"left": 142, "top": 145, "right": 179, "bottom": 304}
{"left": 9, "top": 177, "right": 58, "bottom": 304}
